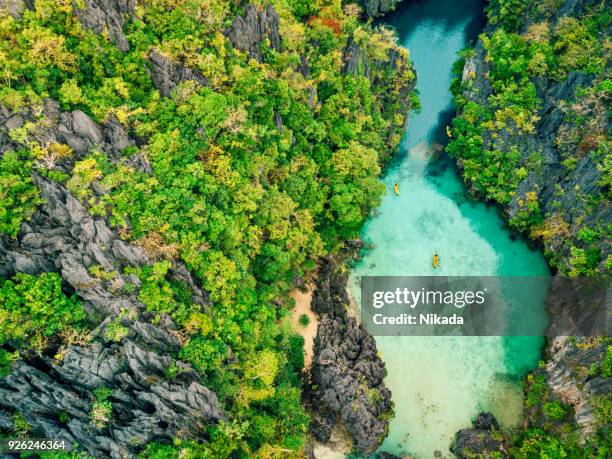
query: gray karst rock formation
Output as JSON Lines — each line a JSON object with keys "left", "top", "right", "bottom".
{"left": 224, "top": 4, "right": 281, "bottom": 63}
{"left": 358, "top": 0, "right": 402, "bottom": 18}
{"left": 451, "top": 412, "right": 507, "bottom": 458}
{"left": 148, "top": 50, "right": 209, "bottom": 97}
{"left": 541, "top": 337, "right": 612, "bottom": 438}
{"left": 308, "top": 258, "right": 393, "bottom": 454}
{"left": 0, "top": 97, "right": 221, "bottom": 459}
{"left": 73, "top": 0, "right": 136, "bottom": 52}
{"left": 0, "top": 333, "right": 223, "bottom": 458}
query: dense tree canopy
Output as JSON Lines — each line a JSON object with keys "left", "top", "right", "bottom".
{"left": 0, "top": 0, "right": 414, "bottom": 456}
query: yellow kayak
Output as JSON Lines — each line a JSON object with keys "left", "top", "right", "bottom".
{"left": 393, "top": 183, "right": 400, "bottom": 195}
{"left": 432, "top": 254, "right": 439, "bottom": 269}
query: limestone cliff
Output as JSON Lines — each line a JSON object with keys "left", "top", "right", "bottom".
{"left": 450, "top": 0, "right": 610, "bottom": 454}
{"left": 358, "top": 0, "right": 402, "bottom": 18}
{"left": 453, "top": 0, "right": 610, "bottom": 275}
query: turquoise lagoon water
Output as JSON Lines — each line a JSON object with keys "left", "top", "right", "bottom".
{"left": 348, "top": 0, "right": 550, "bottom": 456}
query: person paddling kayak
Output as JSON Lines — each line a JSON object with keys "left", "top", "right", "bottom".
{"left": 432, "top": 254, "right": 439, "bottom": 268}
{"left": 394, "top": 183, "right": 400, "bottom": 195}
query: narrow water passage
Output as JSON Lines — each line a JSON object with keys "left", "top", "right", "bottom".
{"left": 349, "top": 0, "right": 550, "bottom": 456}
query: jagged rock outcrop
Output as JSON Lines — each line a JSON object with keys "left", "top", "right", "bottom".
{"left": 0, "top": 100, "right": 133, "bottom": 166}
{"left": 343, "top": 39, "right": 371, "bottom": 77}
{"left": 541, "top": 337, "right": 611, "bottom": 438}
{"left": 73, "top": 0, "right": 135, "bottom": 52}
{"left": 309, "top": 258, "right": 392, "bottom": 454}
{"left": 343, "top": 36, "right": 411, "bottom": 86}
{"left": 0, "top": 100, "right": 154, "bottom": 180}
{"left": 148, "top": 50, "right": 209, "bottom": 97}
{"left": 0, "top": 331, "right": 223, "bottom": 458}
{"left": 0, "top": 105, "right": 221, "bottom": 458}
{"left": 357, "top": 0, "right": 401, "bottom": 18}
{"left": 0, "top": 410, "right": 12, "bottom": 430}
{"left": 451, "top": 412, "right": 507, "bottom": 458}
{"left": 224, "top": 4, "right": 281, "bottom": 62}
{"left": 308, "top": 405, "right": 336, "bottom": 444}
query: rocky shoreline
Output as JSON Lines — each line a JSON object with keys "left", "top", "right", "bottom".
{"left": 307, "top": 251, "right": 393, "bottom": 455}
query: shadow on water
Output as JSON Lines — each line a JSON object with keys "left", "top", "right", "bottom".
{"left": 428, "top": 105, "right": 456, "bottom": 145}
{"left": 377, "top": 0, "right": 486, "bottom": 42}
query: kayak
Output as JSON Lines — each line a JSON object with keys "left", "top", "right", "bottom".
{"left": 394, "top": 183, "right": 400, "bottom": 195}
{"left": 433, "top": 254, "right": 439, "bottom": 268}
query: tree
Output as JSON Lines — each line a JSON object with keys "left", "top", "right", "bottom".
{"left": 0, "top": 151, "right": 41, "bottom": 237}
{"left": 0, "top": 272, "right": 86, "bottom": 354}
{"left": 327, "top": 141, "right": 385, "bottom": 236}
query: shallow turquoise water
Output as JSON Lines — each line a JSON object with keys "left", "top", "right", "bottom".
{"left": 348, "top": 0, "right": 550, "bottom": 456}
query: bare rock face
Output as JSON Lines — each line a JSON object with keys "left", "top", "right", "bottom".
{"left": 73, "top": 0, "right": 135, "bottom": 52}
{"left": 0, "top": 334, "right": 223, "bottom": 458}
{"left": 451, "top": 412, "right": 507, "bottom": 459}
{"left": 148, "top": 50, "right": 209, "bottom": 97}
{"left": 343, "top": 39, "right": 371, "bottom": 77}
{"left": 309, "top": 259, "right": 392, "bottom": 454}
{"left": 343, "top": 36, "right": 411, "bottom": 85}
{"left": 0, "top": 0, "right": 33, "bottom": 18}
{"left": 224, "top": 4, "right": 281, "bottom": 62}
{"left": 4, "top": 102, "right": 82, "bottom": 152}
{"left": 0, "top": 101, "right": 146, "bottom": 175}
{"left": 357, "top": 0, "right": 401, "bottom": 18}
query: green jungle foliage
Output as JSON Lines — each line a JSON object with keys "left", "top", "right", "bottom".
{"left": 0, "top": 0, "right": 414, "bottom": 456}
{"left": 0, "top": 272, "right": 87, "bottom": 375}
{"left": 448, "top": 0, "right": 610, "bottom": 276}
{"left": 0, "top": 150, "right": 41, "bottom": 237}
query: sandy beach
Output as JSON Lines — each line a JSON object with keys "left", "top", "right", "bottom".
{"left": 290, "top": 285, "right": 318, "bottom": 368}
